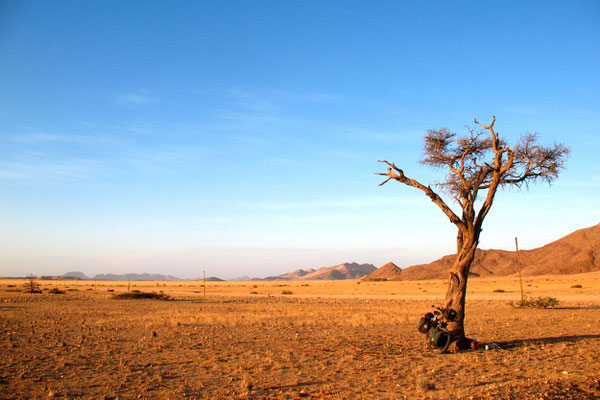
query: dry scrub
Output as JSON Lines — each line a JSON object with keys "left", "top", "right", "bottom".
{"left": 1, "top": 275, "right": 599, "bottom": 399}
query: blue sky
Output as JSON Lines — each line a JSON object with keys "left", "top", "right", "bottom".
{"left": 1, "top": 1, "right": 599, "bottom": 279}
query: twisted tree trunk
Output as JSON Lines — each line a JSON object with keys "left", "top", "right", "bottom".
{"left": 444, "top": 227, "right": 480, "bottom": 338}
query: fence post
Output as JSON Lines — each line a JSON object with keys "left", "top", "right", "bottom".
{"left": 515, "top": 237, "right": 524, "bottom": 302}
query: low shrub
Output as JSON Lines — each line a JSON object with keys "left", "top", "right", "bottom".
{"left": 511, "top": 296, "right": 559, "bottom": 309}
{"left": 571, "top": 284, "right": 583, "bottom": 289}
{"left": 23, "top": 275, "right": 42, "bottom": 293}
{"left": 48, "top": 288, "right": 65, "bottom": 294}
{"left": 112, "top": 291, "right": 172, "bottom": 300}
{"left": 416, "top": 378, "right": 436, "bottom": 392}
{"left": 281, "top": 290, "right": 293, "bottom": 295}
{"left": 493, "top": 289, "right": 505, "bottom": 293}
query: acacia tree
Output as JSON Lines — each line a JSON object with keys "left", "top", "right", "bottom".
{"left": 377, "top": 116, "right": 569, "bottom": 338}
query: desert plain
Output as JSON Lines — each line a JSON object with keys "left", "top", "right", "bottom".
{"left": 1, "top": 274, "right": 600, "bottom": 399}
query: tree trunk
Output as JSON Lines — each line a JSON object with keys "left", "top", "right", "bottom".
{"left": 444, "top": 229, "right": 478, "bottom": 338}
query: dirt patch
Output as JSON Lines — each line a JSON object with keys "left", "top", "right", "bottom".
{"left": 1, "top": 279, "right": 599, "bottom": 399}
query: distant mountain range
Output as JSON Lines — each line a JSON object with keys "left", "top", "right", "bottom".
{"left": 27, "top": 223, "right": 600, "bottom": 282}
{"left": 57, "top": 263, "right": 376, "bottom": 282}
{"left": 262, "top": 262, "right": 376, "bottom": 281}
{"left": 61, "top": 272, "right": 184, "bottom": 281}
{"left": 362, "top": 223, "right": 600, "bottom": 281}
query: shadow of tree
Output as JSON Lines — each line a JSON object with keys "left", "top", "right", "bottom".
{"left": 500, "top": 334, "right": 600, "bottom": 349}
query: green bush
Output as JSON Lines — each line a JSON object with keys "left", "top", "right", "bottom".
{"left": 112, "top": 291, "right": 172, "bottom": 300}
{"left": 511, "top": 296, "right": 559, "bottom": 309}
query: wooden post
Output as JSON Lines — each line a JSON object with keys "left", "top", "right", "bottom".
{"left": 203, "top": 270, "right": 206, "bottom": 297}
{"left": 515, "top": 237, "right": 524, "bottom": 302}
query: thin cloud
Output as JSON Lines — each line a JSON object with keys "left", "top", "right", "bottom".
{"left": 11, "top": 133, "right": 72, "bottom": 143}
{"left": 273, "top": 91, "right": 344, "bottom": 104}
{"left": 115, "top": 93, "right": 160, "bottom": 106}
{"left": 239, "top": 196, "right": 422, "bottom": 210}
{"left": 334, "top": 127, "right": 421, "bottom": 143}
{"left": 0, "top": 159, "right": 101, "bottom": 181}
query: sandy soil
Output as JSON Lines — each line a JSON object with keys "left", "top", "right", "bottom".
{"left": 1, "top": 275, "right": 599, "bottom": 399}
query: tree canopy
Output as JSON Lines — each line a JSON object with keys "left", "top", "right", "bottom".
{"left": 378, "top": 116, "right": 570, "bottom": 233}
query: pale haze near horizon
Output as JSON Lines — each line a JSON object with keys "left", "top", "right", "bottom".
{"left": 1, "top": 1, "right": 599, "bottom": 279}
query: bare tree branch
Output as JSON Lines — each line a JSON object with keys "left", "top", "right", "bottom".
{"left": 378, "top": 160, "right": 462, "bottom": 226}
{"left": 378, "top": 116, "right": 569, "bottom": 237}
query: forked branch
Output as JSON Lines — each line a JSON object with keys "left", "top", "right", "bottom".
{"left": 377, "top": 160, "right": 462, "bottom": 226}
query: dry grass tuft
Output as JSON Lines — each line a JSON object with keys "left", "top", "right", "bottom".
{"left": 511, "top": 296, "right": 559, "bottom": 309}
{"left": 112, "top": 291, "right": 172, "bottom": 300}
{"left": 416, "top": 378, "right": 436, "bottom": 392}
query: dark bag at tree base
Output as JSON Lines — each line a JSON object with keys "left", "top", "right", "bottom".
{"left": 431, "top": 327, "right": 447, "bottom": 347}
{"left": 418, "top": 312, "right": 434, "bottom": 333}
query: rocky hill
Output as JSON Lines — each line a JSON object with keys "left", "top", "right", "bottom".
{"left": 62, "top": 271, "right": 89, "bottom": 279}
{"left": 361, "top": 262, "right": 403, "bottom": 281}
{"left": 93, "top": 273, "right": 182, "bottom": 281}
{"left": 202, "top": 277, "right": 225, "bottom": 282}
{"left": 265, "top": 262, "right": 376, "bottom": 281}
{"left": 399, "top": 223, "right": 600, "bottom": 280}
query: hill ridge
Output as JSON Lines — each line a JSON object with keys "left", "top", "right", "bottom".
{"left": 399, "top": 222, "right": 600, "bottom": 280}
{"left": 264, "top": 262, "right": 376, "bottom": 281}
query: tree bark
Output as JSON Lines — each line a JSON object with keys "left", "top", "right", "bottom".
{"left": 444, "top": 228, "right": 479, "bottom": 338}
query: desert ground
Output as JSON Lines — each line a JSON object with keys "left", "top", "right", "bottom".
{"left": 1, "top": 274, "right": 600, "bottom": 399}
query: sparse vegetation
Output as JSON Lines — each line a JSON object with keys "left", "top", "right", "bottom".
{"left": 416, "top": 378, "right": 436, "bottom": 392}
{"left": 281, "top": 290, "right": 293, "bottom": 295}
{"left": 112, "top": 291, "right": 172, "bottom": 300}
{"left": 48, "top": 288, "right": 65, "bottom": 294}
{"left": 511, "top": 296, "right": 560, "bottom": 309}
{"left": 0, "top": 274, "right": 599, "bottom": 399}
{"left": 22, "top": 275, "right": 42, "bottom": 293}
{"left": 493, "top": 289, "right": 506, "bottom": 293}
